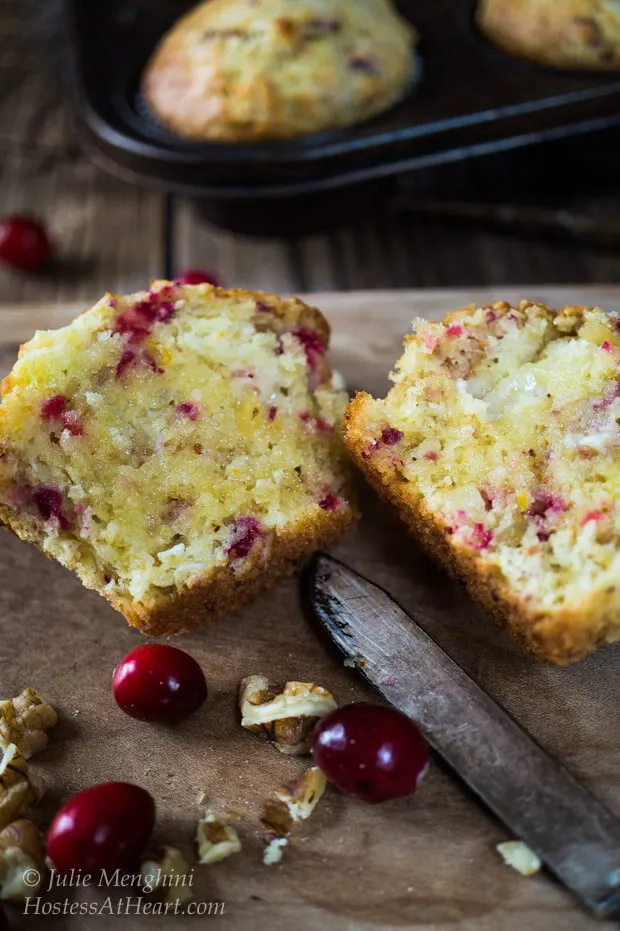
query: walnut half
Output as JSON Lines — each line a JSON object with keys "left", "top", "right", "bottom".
{"left": 239, "top": 675, "right": 336, "bottom": 755}
{"left": 0, "top": 742, "right": 44, "bottom": 832}
{"left": 0, "top": 689, "right": 58, "bottom": 759}
{"left": 196, "top": 812, "right": 241, "bottom": 865}
{"left": 0, "top": 819, "right": 45, "bottom": 902}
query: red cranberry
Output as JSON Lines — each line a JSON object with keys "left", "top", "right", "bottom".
{"left": 47, "top": 782, "right": 155, "bottom": 875}
{"left": 319, "top": 492, "right": 341, "bottom": 512}
{"left": 176, "top": 268, "right": 219, "bottom": 286}
{"left": 471, "top": 523, "right": 493, "bottom": 550}
{"left": 381, "top": 427, "right": 404, "bottom": 446}
{"left": 176, "top": 401, "right": 199, "bottom": 420}
{"left": 0, "top": 215, "right": 51, "bottom": 271}
{"left": 294, "top": 329, "right": 325, "bottom": 372}
{"left": 32, "top": 485, "right": 71, "bottom": 530}
{"left": 112, "top": 644, "right": 207, "bottom": 724}
{"left": 312, "top": 703, "right": 429, "bottom": 803}
{"left": 41, "top": 395, "right": 67, "bottom": 421}
{"left": 225, "top": 516, "right": 262, "bottom": 559}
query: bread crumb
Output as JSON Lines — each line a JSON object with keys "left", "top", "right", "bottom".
{"left": 263, "top": 837, "right": 288, "bottom": 866}
{"left": 496, "top": 840, "right": 541, "bottom": 876}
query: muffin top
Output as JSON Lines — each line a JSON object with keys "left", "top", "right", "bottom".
{"left": 477, "top": 0, "right": 620, "bottom": 69}
{"left": 143, "top": 0, "right": 416, "bottom": 142}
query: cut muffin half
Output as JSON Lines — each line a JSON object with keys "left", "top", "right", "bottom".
{"left": 345, "top": 300, "right": 620, "bottom": 664}
{"left": 0, "top": 282, "right": 357, "bottom": 634}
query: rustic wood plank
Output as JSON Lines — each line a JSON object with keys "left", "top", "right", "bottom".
{"left": 173, "top": 202, "right": 302, "bottom": 292}
{"left": 0, "top": 0, "right": 165, "bottom": 305}
{"left": 2, "top": 288, "right": 620, "bottom": 931}
{"left": 175, "top": 199, "right": 620, "bottom": 294}
{"left": 0, "top": 151, "right": 165, "bottom": 304}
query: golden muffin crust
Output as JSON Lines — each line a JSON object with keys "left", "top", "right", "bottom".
{"left": 143, "top": 0, "right": 417, "bottom": 142}
{"left": 477, "top": 0, "right": 620, "bottom": 69}
{"left": 345, "top": 300, "right": 620, "bottom": 664}
{"left": 0, "top": 282, "right": 357, "bottom": 635}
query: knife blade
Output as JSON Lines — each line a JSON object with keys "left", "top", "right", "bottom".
{"left": 307, "top": 552, "right": 620, "bottom": 920}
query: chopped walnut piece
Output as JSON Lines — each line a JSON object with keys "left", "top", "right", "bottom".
{"left": 196, "top": 811, "right": 241, "bottom": 865}
{"left": 239, "top": 675, "right": 336, "bottom": 754}
{"left": 496, "top": 841, "right": 541, "bottom": 876}
{"left": 0, "top": 742, "right": 44, "bottom": 831}
{"left": 0, "top": 688, "right": 58, "bottom": 759}
{"left": 262, "top": 766, "right": 327, "bottom": 836}
{"left": 140, "top": 846, "right": 193, "bottom": 904}
{"left": 0, "top": 819, "right": 45, "bottom": 902}
{"left": 276, "top": 765, "right": 327, "bottom": 822}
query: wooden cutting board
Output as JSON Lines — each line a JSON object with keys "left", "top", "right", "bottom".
{"left": 3, "top": 286, "right": 620, "bottom": 931}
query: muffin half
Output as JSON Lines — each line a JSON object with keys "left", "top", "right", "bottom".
{"left": 0, "top": 282, "right": 357, "bottom": 634}
{"left": 346, "top": 300, "right": 620, "bottom": 664}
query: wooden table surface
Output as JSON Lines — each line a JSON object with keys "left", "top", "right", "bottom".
{"left": 2, "top": 1, "right": 620, "bottom": 307}
{"left": 3, "top": 2, "right": 620, "bottom": 929}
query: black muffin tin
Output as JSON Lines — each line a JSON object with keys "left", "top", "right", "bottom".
{"left": 67, "top": 0, "right": 620, "bottom": 200}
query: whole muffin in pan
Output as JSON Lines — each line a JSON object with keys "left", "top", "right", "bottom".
{"left": 143, "top": 0, "right": 417, "bottom": 142}
{"left": 477, "top": 0, "right": 620, "bottom": 69}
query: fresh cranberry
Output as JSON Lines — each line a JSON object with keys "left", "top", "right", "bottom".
{"left": 47, "top": 782, "right": 155, "bottom": 875}
{"left": 32, "top": 486, "right": 71, "bottom": 530}
{"left": 62, "top": 410, "right": 84, "bottom": 437}
{"left": 582, "top": 509, "right": 605, "bottom": 526}
{"left": 115, "top": 348, "right": 162, "bottom": 378}
{"left": 349, "top": 55, "right": 379, "bottom": 74}
{"left": 294, "top": 329, "right": 325, "bottom": 372}
{"left": 299, "top": 411, "right": 332, "bottom": 435}
{"left": 175, "top": 268, "right": 219, "bottom": 287}
{"left": 112, "top": 644, "right": 207, "bottom": 724}
{"left": 114, "top": 296, "right": 175, "bottom": 345}
{"left": 226, "top": 516, "right": 262, "bottom": 560}
{"left": 41, "top": 395, "right": 68, "bottom": 421}
{"left": 380, "top": 427, "right": 404, "bottom": 446}
{"left": 0, "top": 215, "right": 51, "bottom": 271}
{"left": 312, "top": 703, "right": 429, "bottom": 803}
{"left": 176, "top": 402, "right": 199, "bottom": 420}
{"left": 471, "top": 523, "right": 493, "bottom": 550}
{"left": 319, "top": 492, "right": 341, "bottom": 511}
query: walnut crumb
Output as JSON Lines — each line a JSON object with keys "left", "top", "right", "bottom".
{"left": 0, "top": 741, "right": 44, "bottom": 831}
{"left": 496, "top": 841, "right": 541, "bottom": 876}
{"left": 239, "top": 675, "right": 336, "bottom": 755}
{"left": 140, "top": 846, "right": 193, "bottom": 904}
{"left": 0, "top": 819, "right": 45, "bottom": 902}
{"left": 0, "top": 688, "right": 58, "bottom": 759}
{"left": 196, "top": 811, "right": 241, "bottom": 865}
{"left": 262, "top": 766, "right": 327, "bottom": 836}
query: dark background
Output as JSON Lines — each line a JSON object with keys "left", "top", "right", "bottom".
{"left": 2, "top": 0, "right": 620, "bottom": 299}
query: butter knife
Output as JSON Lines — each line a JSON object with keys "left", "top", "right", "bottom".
{"left": 307, "top": 552, "right": 620, "bottom": 920}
